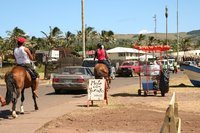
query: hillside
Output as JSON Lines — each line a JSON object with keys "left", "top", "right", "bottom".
{"left": 115, "top": 30, "right": 200, "bottom": 43}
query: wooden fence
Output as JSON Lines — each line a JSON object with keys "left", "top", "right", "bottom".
{"left": 160, "top": 92, "right": 181, "bottom": 133}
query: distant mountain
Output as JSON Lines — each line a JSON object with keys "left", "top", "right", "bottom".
{"left": 187, "top": 29, "right": 200, "bottom": 35}
{"left": 115, "top": 29, "right": 200, "bottom": 43}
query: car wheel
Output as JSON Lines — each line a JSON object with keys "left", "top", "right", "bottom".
{"left": 138, "top": 89, "right": 142, "bottom": 96}
{"left": 55, "top": 89, "right": 61, "bottom": 94}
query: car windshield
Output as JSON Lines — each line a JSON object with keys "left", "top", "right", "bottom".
{"left": 122, "top": 61, "right": 138, "bottom": 66}
{"left": 63, "top": 67, "right": 85, "bottom": 75}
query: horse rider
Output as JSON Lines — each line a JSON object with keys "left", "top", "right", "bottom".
{"left": 0, "top": 94, "right": 6, "bottom": 106}
{"left": 13, "top": 37, "right": 39, "bottom": 96}
{"left": 94, "top": 43, "right": 112, "bottom": 79}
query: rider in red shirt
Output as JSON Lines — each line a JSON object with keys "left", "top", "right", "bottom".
{"left": 94, "top": 43, "right": 112, "bottom": 77}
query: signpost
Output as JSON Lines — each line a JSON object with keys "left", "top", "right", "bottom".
{"left": 87, "top": 79, "right": 107, "bottom": 107}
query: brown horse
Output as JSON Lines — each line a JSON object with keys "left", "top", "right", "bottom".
{"left": 4, "top": 65, "right": 39, "bottom": 118}
{"left": 94, "top": 63, "right": 111, "bottom": 88}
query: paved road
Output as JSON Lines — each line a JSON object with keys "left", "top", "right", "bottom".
{"left": 0, "top": 76, "right": 137, "bottom": 133}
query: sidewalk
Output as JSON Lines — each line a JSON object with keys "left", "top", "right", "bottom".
{"left": 0, "top": 81, "right": 135, "bottom": 133}
{"left": 0, "top": 96, "right": 86, "bottom": 133}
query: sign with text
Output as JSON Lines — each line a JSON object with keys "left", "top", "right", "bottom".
{"left": 88, "top": 79, "right": 105, "bottom": 101}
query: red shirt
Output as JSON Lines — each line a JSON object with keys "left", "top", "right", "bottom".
{"left": 97, "top": 49, "right": 106, "bottom": 61}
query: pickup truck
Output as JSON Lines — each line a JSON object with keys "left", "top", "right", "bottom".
{"left": 116, "top": 60, "right": 143, "bottom": 77}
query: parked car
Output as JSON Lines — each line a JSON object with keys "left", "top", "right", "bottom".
{"left": 82, "top": 58, "right": 116, "bottom": 79}
{"left": 143, "top": 61, "right": 160, "bottom": 76}
{"left": 158, "top": 59, "right": 180, "bottom": 71}
{"left": 116, "top": 60, "right": 143, "bottom": 77}
{"left": 52, "top": 66, "right": 94, "bottom": 94}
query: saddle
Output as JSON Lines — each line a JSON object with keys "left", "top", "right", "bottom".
{"left": 17, "top": 64, "right": 37, "bottom": 80}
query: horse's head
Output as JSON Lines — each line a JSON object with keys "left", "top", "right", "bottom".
{"left": 4, "top": 72, "right": 17, "bottom": 105}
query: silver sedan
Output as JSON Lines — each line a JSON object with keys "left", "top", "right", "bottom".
{"left": 52, "top": 66, "right": 94, "bottom": 93}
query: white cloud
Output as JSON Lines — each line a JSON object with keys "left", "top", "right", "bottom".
{"left": 138, "top": 29, "right": 153, "bottom": 34}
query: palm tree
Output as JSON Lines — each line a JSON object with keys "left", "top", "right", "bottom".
{"left": 6, "top": 27, "right": 26, "bottom": 49}
{"left": 64, "top": 31, "right": 76, "bottom": 47}
{"left": 194, "top": 40, "right": 200, "bottom": 50}
{"left": 147, "top": 36, "right": 155, "bottom": 46}
{"left": 89, "top": 30, "right": 98, "bottom": 46}
{"left": 100, "top": 30, "right": 115, "bottom": 45}
{"left": 136, "top": 34, "right": 146, "bottom": 46}
{"left": 76, "top": 30, "right": 82, "bottom": 45}
{"left": 180, "top": 37, "right": 192, "bottom": 57}
{"left": 41, "top": 26, "right": 63, "bottom": 49}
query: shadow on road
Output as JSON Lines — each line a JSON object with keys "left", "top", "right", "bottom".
{"left": 0, "top": 109, "right": 11, "bottom": 119}
{"left": 170, "top": 83, "right": 195, "bottom": 88}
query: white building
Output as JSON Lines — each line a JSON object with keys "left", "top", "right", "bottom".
{"left": 170, "top": 50, "right": 200, "bottom": 58}
{"left": 107, "top": 47, "right": 145, "bottom": 60}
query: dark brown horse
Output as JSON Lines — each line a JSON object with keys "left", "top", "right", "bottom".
{"left": 4, "top": 65, "right": 39, "bottom": 118}
{"left": 94, "top": 63, "right": 111, "bottom": 88}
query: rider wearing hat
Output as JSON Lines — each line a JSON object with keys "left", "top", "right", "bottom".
{"left": 94, "top": 43, "right": 112, "bottom": 78}
{"left": 14, "top": 37, "right": 39, "bottom": 96}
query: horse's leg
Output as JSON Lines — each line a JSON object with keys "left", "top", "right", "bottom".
{"left": 20, "top": 88, "right": 25, "bottom": 114}
{"left": 32, "top": 78, "right": 39, "bottom": 98}
{"left": 31, "top": 86, "right": 39, "bottom": 110}
{"left": 12, "top": 98, "right": 18, "bottom": 118}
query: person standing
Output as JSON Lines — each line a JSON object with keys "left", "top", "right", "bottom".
{"left": 14, "top": 37, "right": 39, "bottom": 96}
{"left": 173, "top": 61, "right": 178, "bottom": 74}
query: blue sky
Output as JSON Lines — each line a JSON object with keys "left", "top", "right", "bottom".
{"left": 0, "top": 0, "right": 199, "bottom": 37}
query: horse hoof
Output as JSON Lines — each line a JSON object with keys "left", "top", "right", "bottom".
{"left": 12, "top": 115, "right": 18, "bottom": 118}
{"left": 12, "top": 111, "right": 18, "bottom": 118}
{"left": 35, "top": 107, "right": 39, "bottom": 110}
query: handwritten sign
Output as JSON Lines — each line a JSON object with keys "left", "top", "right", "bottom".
{"left": 88, "top": 79, "right": 105, "bottom": 100}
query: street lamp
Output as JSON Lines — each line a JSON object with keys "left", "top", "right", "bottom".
{"left": 81, "top": 0, "right": 86, "bottom": 59}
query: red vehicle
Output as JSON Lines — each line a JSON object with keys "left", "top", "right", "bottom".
{"left": 116, "top": 60, "right": 143, "bottom": 77}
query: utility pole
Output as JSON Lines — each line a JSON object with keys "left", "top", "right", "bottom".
{"left": 177, "top": 0, "right": 179, "bottom": 61}
{"left": 81, "top": 0, "right": 86, "bottom": 59}
{"left": 165, "top": 6, "right": 168, "bottom": 46}
{"left": 153, "top": 14, "right": 157, "bottom": 39}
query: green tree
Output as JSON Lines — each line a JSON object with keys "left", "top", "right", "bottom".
{"left": 6, "top": 27, "right": 26, "bottom": 49}
{"left": 194, "top": 40, "right": 200, "bottom": 50}
{"left": 136, "top": 34, "right": 146, "bottom": 46}
{"left": 41, "top": 26, "right": 63, "bottom": 49}
{"left": 100, "top": 30, "right": 115, "bottom": 45}
{"left": 64, "top": 31, "right": 76, "bottom": 48}
{"left": 180, "top": 37, "right": 192, "bottom": 52}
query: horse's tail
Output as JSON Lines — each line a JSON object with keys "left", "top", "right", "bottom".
{"left": 5, "top": 72, "right": 18, "bottom": 105}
